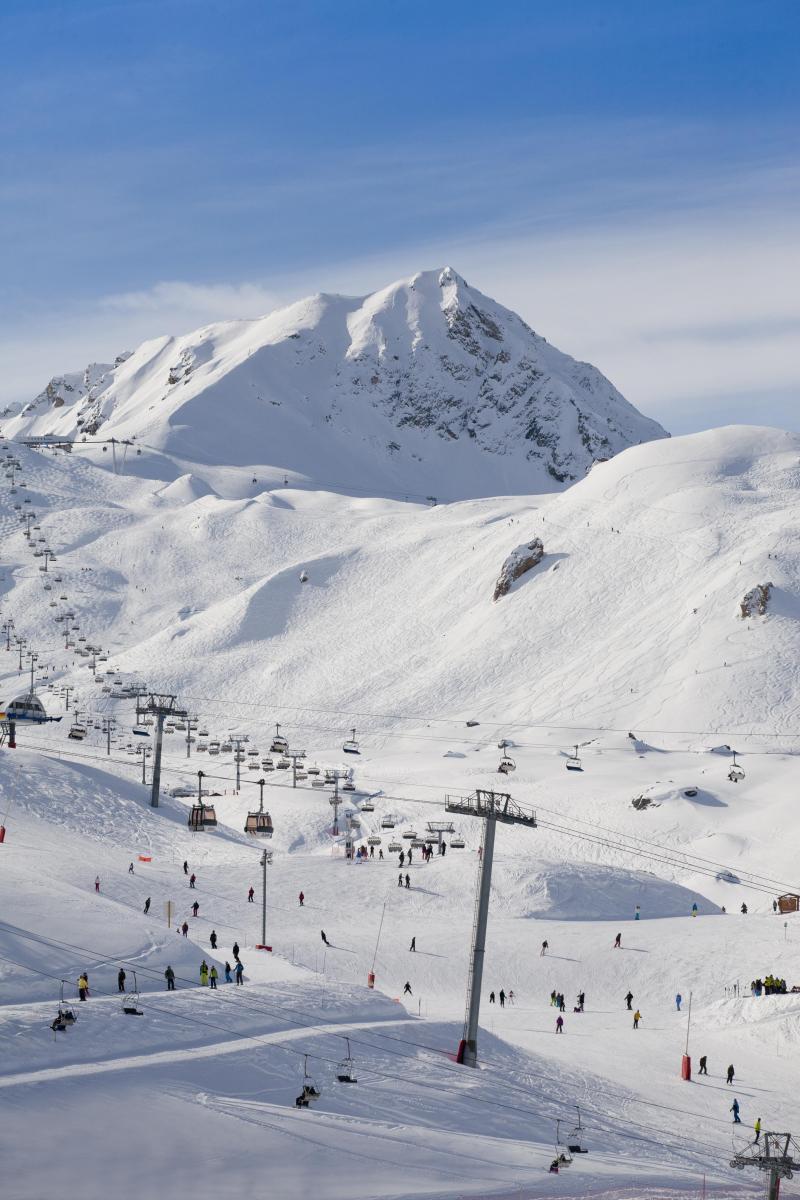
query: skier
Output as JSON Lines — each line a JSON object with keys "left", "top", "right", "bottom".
{"left": 633, "top": 1009, "right": 641, "bottom": 1029}
{"left": 741, "top": 903, "right": 748, "bottom": 915}
{"left": 625, "top": 991, "right": 634, "bottom": 1010}
{"left": 191, "top": 900, "right": 200, "bottom": 917}
{"left": 379, "top": 849, "right": 384, "bottom": 860}
{"left": 189, "top": 873, "right": 196, "bottom": 889}
{"left": 235, "top": 960, "right": 244, "bottom": 985}
{"left": 409, "top": 937, "right": 416, "bottom": 952}
{"left": 508, "top": 989, "right": 515, "bottom": 1005}
{"left": 405, "top": 874, "right": 410, "bottom": 889}
{"left": 181, "top": 921, "right": 189, "bottom": 937}
{"left": 200, "top": 961, "right": 209, "bottom": 986}
{"left": 635, "top": 904, "right": 641, "bottom": 920}
{"left": 183, "top": 860, "right": 189, "bottom": 875}
{"left": 232, "top": 941, "right": 240, "bottom": 961}
{"left": 614, "top": 932, "right": 622, "bottom": 948}
{"left": 676, "top": 993, "right": 682, "bottom": 1011}
{"left": 499, "top": 989, "right": 506, "bottom": 1007}
{"left": 224, "top": 961, "right": 232, "bottom": 983}
{"left": 727, "top": 1064, "right": 735, "bottom": 1085}
{"left": 403, "top": 981, "right": 412, "bottom": 996}
{"left": 248, "top": 886, "right": 255, "bottom": 903}
{"left": 577, "top": 991, "right": 585, "bottom": 1012}
{"left": 369, "top": 845, "right": 374, "bottom": 858}
{"left": 773, "top": 900, "right": 778, "bottom": 913}
{"left": 128, "top": 862, "right": 134, "bottom": 875}
{"left": 94, "top": 876, "right": 100, "bottom": 893}
{"left": 398, "top": 872, "right": 403, "bottom": 887}
{"left": 691, "top": 902, "right": 698, "bottom": 918}
{"left": 550, "top": 990, "right": 557, "bottom": 1006}
{"left": 541, "top": 940, "right": 548, "bottom": 956}
{"left": 441, "top": 841, "right": 446, "bottom": 857}
{"left": 210, "top": 930, "right": 217, "bottom": 950}
{"left": 143, "top": 897, "right": 150, "bottom": 915}
{"left": 731, "top": 1098, "right": 741, "bottom": 1123}
{"left": 164, "top": 965, "right": 176, "bottom": 990}
{"left": 489, "top": 991, "right": 496, "bottom": 1004}
{"left": 209, "top": 965, "right": 218, "bottom": 990}
{"left": 298, "top": 892, "right": 304, "bottom": 906}
{"left": 399, "top": 850, "right": 405, "bottom": 868}
{"left": 77, "top": 973, "right": 90, "bottom": 1000}
{"left": 559, "top": 994, "right": 566, "bottom": 1013}
{"left": 754, "top": 1117, "right": 761, "bottom": 1143}
{"left": 698, "top": 1055, "right": 708, "bottom": 1075}
{"left": 117, "top": 968, "right": 126, "bottom": 993}
{"left": 321, "top": 930, "right": 329, "bottom": 946}
{"left": 556, "top": 1015, "right": 564, "bottom": 1033}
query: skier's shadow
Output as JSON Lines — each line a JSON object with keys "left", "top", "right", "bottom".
{"left": 544, "top": 954, "right": 581, "bottom": 962}
{"left": 412, "top": 950, "right": 448, "bottom": 959}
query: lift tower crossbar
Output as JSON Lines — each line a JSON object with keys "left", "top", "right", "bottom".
{"left": 445, "top": 789, "right": 536, "bottom": 1068}
{"left": 730, "top": 1131, "right": 799, "bottom": 1200}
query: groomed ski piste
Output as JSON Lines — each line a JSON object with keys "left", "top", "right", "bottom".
{"left": 2, "top": 423, "right": 800, "bottom": 1199}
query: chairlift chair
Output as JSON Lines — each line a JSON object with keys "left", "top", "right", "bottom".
{"left": 566, "top": 745, "right": 583, "bottom": 772}
{"left": 359, "top": 798, "right": 374, "bottom": 812}
{"left": 311, "top": 778, "right": 325, "bottom": 788}
{"left": 450, "top": 836, "right": 465, "bottom": 848}
{"left": 270, "top": 723, "right": 289, "bottom": 754}
{"left": 277, "top": 757, "right": 290, "bottom": 770}
{"left": 728, "top": 753, "right": 745, "bottom": 783}
{"left": 295, "top": 1055, "right": 321, "bottom": 1107}
{"left": 247, "top": 760, "right": 260, "bottom": 770}
{"left": 388, "top": 841, "right": 402, "bottom": 853}
{"left": 306, "top": 764, "right": 320, "bottom": 776}
{"left": 336, "top": 1038, "right": 357, "bottom": 1083}
{"left": 498, "top": 740, "right": 516, "bottom": 774}
{"left": 343, "top": 727, "right": 360, "bottom": 755}
{"left": 121, "top": 970, "right": 144, "bottom": 1016}
{"left": 52, "top": 982, "right": 77, "bottom": 1031}
{"left": 132, "top": 725, "right": 149, "bottom": 737}
{"left": 566, "top": 1106, "right": 588, "bottom": 1154}
{"left": 402, "top": 829, "right": 417, "bottom": 840}
{"left": 367, "top": 835, "right": 381, "bottom": 846}
{"left": 381, "top": 816, "right": 395, "bottom": 829}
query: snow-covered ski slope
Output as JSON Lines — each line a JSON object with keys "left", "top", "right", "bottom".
{"left": 5, "top": 267, "right": 667, "bottom": 499}
{"left": 2, "top": 423, "right": 800, "bottom": 1199}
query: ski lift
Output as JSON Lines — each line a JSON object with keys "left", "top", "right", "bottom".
{"left": 566, "top": 745, "right": 583, "bottom": 771}
{"left": 402, "top": 828, "right": 417, "bottom": 840}
{"left": 295, "top": 1055, "right": 321, "bottom": 1107}
{"left": 498, "top": 740, "right": 516, "bottom": 774}
{"left": 367, "top": 835, "right": 381, "bottom": 846}
{"left": 566, "top": 1106, "right": 588, "bottom": 1154}
{"left": 411, "top": 838, "right": 425, "bottom": 849}
{"left": 121, "top": 970, "right": 144, "bottom": 1016}
{"left": 324, "top": 769, "right": 336, "bottom": 784}
{"left": 262, "top": 758, "right": 274, "bottom": 771}
{"left": 307, "top": 764, "right": 320, "bottom": 776}
{"left": 341, "top": 780, "right": 355, "bottom": 792}
{"left": 299, "top": 570, "right": 308, "bottom": 583}
{"left": 244, "top": 806, "right": 274, "bottom": 837}
{"left": 221, "top": 740, "right": 232, "bottom": 753}
{"left": 270, "top": 723, "right": 288, "bottom": 754}
{"left": 208, "top": 745, "right": 219, "bottom": 756}
{"left": 248, "top": 748, "right": 260, "bottom": 757}
{"left": 381, "top": 815, "right": 395, "bottom": 829}
{"left": 335, "top": 1038, "right": 357, "bottom": 1083}
{"left": 728, "top": 753, "right": 745, "bottom": 783}
{"left": 450, "top": 835, "right": 465, "bottom": 849}
{"left": 311, "top": 778, "right": 325, "bottom": 788}
{"left": 276, "top": 757, "right": 290, "bottom": 770}
{"left": 551, "top": 1120, "right": 573, "bottom": 1171}
{"left": 132, "top": 725, "right": 149, "bottom": 737}
{"left": 198, "top": 727, "right": 209, "bottom": 738}
{"left": 188, "top": 803, "right": 217, "bottom": 831}
{"left": 343, "top": 727, "right": 360, "bottom": 755}
{"left": 51, "top": 982, "right": 77, "bottom": 1032}
{"left": 247, "top": 760, "right": 260, "bottom": 770}
{"left": 388, "top": 841, "right": 402, "bottom": 853}
{"left": 359, "top": 798, "right": 374, "bottom": 812}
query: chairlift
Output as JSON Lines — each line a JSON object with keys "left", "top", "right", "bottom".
{"left": 335, "top": 1038, "right": 357, "bottom": 1083}
{"left": 411, "top": 839, "right": 425, "bottom": 849}
{"left": 498, "top": 740, "right": 516, "bottom": 774}
{"left": 295, "top": 1055, "right": 321, "bottom": 1107}
{"left": 276, "top": 757, "right": 290, "bottom": 770}
{"left": 324, "top": 769, "right": 336, "bottom": 784}
{"left": 51, "top": 982, "right": 77, "bottom": 1032}
{"left": 307, "top": 764, "right": 320, "bottom": 776}
{"left": 566, "top": 744, "right": 583, "bottom": 772}
{"left": 381, "top": 815, "right": 395, "bottom": 829}
{"left": 270, "top": 723, "right": 289, "bottom": 754}
{"left": 121, "top": 970, "right": 144, "bottom": 1016}
{"left": 728, "top": 753, "right": 745, "bottom": 783}
{"left": 343, "top": 727, "right": 360, "bottom": 755}
{"left": 247, "top": 748, "right": 259, "bottom": 758}
{"left": 367, "top": 836, "right": 381, "bottom": 846}
{"left": 450, "top": 835, "right": 466, "bottom": 849}
{"left": 388, "top": 841, "right": 402, "bottom": 853}
{"left": 402, "top": 828, "right": 417, "bottom": 840}
{"left": 247, "top": 760, "right": 260, "bottom": 770}
{"left": 359, "top": 798, "right": 374, "bottom": 812}
{"left": 566, "top": 1106, "right": 588, "bottom": 1154}
{"left": 341, "top": 780, "right": 355, "bottom": 792}
{"left": 311, "top": 778, "right": 326, "bottom": 788}
{"left": 132, "top": 725, "right": 149, "bottom": 737}
{"left": 550, "top": 1120, "right": 573, "bottom": 1172}
{"left": 221, "top": 741, "right": 232, "bottom": 753}
{"left": 198, "top": 728, "right": 209, "bottom": 738}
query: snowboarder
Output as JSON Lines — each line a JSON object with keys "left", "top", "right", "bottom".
{"left": 94, "top": 876, "right": 100, "bottom": 893}
{"left": 540, "top": 940, "right": 548, "bottom": 956}
{"left": 183, "top": 860, "right": 188, "bottom": 875}
{"left": 556, "top": 1015, "right": 564, "bottom": 1033}
{"left": 191, "top": 900, "right": 200, "bottom": 917}
{"left": 633, "top": 1009, "right": 641, "bottom": 1029}
{"left": 209, "top": 965, "right": 218, "bottom": 990}
{"left": 232, "top": 941, "right": 240, "bottom": 960}
{"left": 181, "top": 921, "right": 189, "bottom": 937}
{"left": 398, "top": 872, "right": 403, "bottom": 887}
{"left": 235, "top": 960, "right": 244, "bottom": 985}
{"left": 499, "top": 989, "right": 506, "bottom": 1007}
{"left": 200, "top": 961, "right": 209, "bottom": 986}
{"left": 403, "top": 981, "right": 412, "bottom": 995}
{"left": 614, "top": 932, "right": 622, "bottom": 948}
{"left": 409, "top": 937, "right": 416, "bottom": 952}
{"left": 731, "top": 1098, "right": 741, "bottom": 1123}
{"left": 118, "top": 968, "right": 126, "bottom": 992}
{"left": 128, "top": 862, "right": 134, "bottom": 875}
{"left": 699, "top": 1055, "right": 708, "bottom": 1075}
{"left": 248, "top": 886, "right": 255, "bottom": 903}
{"left": 754, "top": 1117, "right": 761, "bottom": 1143}
{"left": 489, "top": 991, "right": 496, "bottom": 1004}
{"left": 625, "top": 991, "right": 634, "bottom": 1010}
{"left": 224, "top": 962, "right": 232, "bottom": 983}
{"left": 165, "top": 965, "right": 175, "bottom": 990}
{"left": 210, "top": 930, "right": 217, "bottom": 950}
{"left": 321, "top": 930, "right": 329, "bottom": 946}
{"left": 676, "top": 993, "right": 682, "bottom": 1011}
{"left": 298, "top": 892, "right": 304, "bottom": 906}
{"left": 405, "top": 874, "right": 410, "bottom": 889}
{"left": 189, "top": 873, "right": 196, "bottom": 889}
{"left": 143, "top": 897, "right": 150, "bottom": 915}
{"left": 727, "top": 1064, "right": 735, "bottom": 1085}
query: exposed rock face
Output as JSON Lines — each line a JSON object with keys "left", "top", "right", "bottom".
{"left": 740, "top": 583, "right": 773, "bottom": 618}
{"left": 493, "top": 537, "right": 544, "bottom": 601}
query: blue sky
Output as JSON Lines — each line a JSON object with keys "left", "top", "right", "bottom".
{"left": 1, "top": 0, "right": 798, "bottom": 430}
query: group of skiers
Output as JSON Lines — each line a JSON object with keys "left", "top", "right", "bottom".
{"left": 488, "top": 989, "right": 514, "bottom": 1006}
{"left": 751, "top": 975, "right": 788, "bottom": 995}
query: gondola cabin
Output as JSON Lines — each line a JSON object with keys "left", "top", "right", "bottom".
{"left": 244, "top": 811, "right": 274, "bottom": 837}
{"left": 188, "top": 803, "right": 217, "bottom": 831}
{"left": 778, "top": 894, "right": 800, "bottom": 914}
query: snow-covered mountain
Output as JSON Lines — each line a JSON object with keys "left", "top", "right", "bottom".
{"left": 6, "top": 268, "right": 667, "bottom": 499}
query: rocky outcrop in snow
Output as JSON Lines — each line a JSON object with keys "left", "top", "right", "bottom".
{"left": 740, "top": 583, "right": 773, "bottom": 618}
{"left": 493, "top": 537, "right": 544, "bottom": 600}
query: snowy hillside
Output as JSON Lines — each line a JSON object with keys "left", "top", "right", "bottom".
{"left": 6, "top": 268, "right": 667, "bottom": 499}
{"left": 2, "top": 423, "right": 800, "bottom": 1199}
